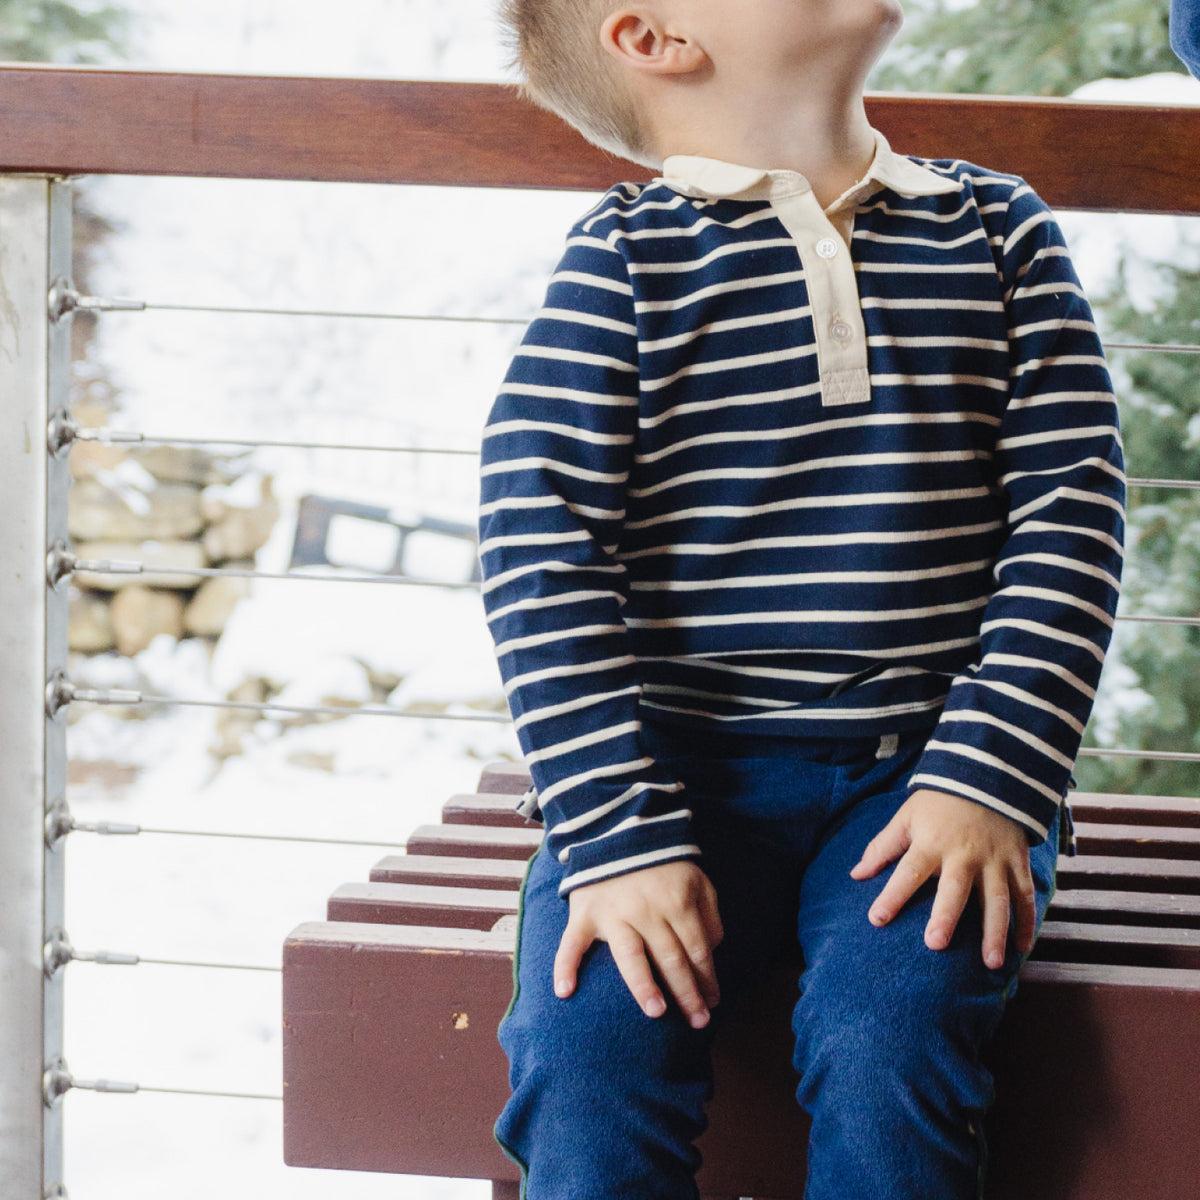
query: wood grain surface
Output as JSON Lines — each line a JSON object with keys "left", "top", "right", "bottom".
{"left": 1, "top": 65, "right": 1198, "bottom": 212}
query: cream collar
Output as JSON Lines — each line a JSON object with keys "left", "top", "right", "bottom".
{"left": 658, "top": 130, "right": 960, "bottom": 211}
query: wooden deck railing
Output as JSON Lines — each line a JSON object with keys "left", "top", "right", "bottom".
{"left": 0, "top": 63, "right": 1199, "bottom": 212}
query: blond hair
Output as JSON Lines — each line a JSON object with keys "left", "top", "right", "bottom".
{"left": 498, "top": 0, "right": 657, "bottom": 166}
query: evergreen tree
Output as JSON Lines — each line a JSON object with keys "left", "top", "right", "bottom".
{"left": 878, "top": 0, "right": 1200, "bottom": 796}
{"left": 878, "top": 0, "right": 1183, "bottom": 95}
{"left": 0, "top": 0, "right": 127, "bottom": 62}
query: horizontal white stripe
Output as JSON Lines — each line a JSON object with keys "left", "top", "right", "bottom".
{"left": 1006, "top": 389, "right": 1115, "bottom": 413}
{"left": 627, "top": 449, "right": 991, "bottom": 500}
{"left": 856, "top": 261, "right": 996, "bottom": 275}
{"left": 639, "top": 379, "right": 824, "bottom": 430}
{"left": 479, "top": 528, "right": 592, "bottom": 555}
{"left": 504, "top": 654, "right": 637, "bottom": 695}
{"left": 1007, "top": 479, "right": 1126, "bottom": 526}
{"left": 909, "top": 773, "right": 1050, "bottom": 839}
{"left": 563, "top": 808, "right": 695, "bottom": 860}
{"left": 872, "top": 372, "right": 1008, "bottom": 392}
{"left": 635, "top": 269, "right": 807, "bottom": 314}
{"left": 618, "top": 518, "right": 1002, "bottom": 560}
{"left": 627, "top": 237, "right": 796, "bottom": 275}
{"left": 639, "top": 305, "right": 813, "bottom": 353}
{"left": 536, "top": 754, "right": 655, "bottom": 807}
{"left": 479, "top": 494, "right": 622, "bottom": 522}
{"left": 535, "top": 307, "right": 637, "bottom": 337}
{"left": 563, "top": 845, "right": 702, "bottom": 891}
{"left": 934, "top": 709, "right": 1073, "bottom": 770}
{"left": 488, "top": 589, "right": 624, "bottom": 625}
{"left": 854, "top": 226, "right": 988, "bottom": 251}
{"left": 641, "top": 696, "right": 944, "bottom": 722}
{"left": 868, "top": 334, "right": 1007, "bottom": 352}
{"left": 623, "top": 486, "right": 993, "bottom": 531}
{"left": 630, "top": 558, "right": 991, "bottom": 591}
{"left": 549, "top": 269, "right": 632, "bottom": 296}
{"left": 980, "top": 619, "right": 1106, "bottom": 668}
{"left": 514, "top": 344, "right": 638, "bottom": 373}
{"left": 524, "top": 719, "right": 642, "bottom": 766}
{"left": 951, "top": 676, "right": 1084, "bottom": 737}
{"left": 974, "top": 649, "right": 1096, "bottom": 697}
{"left": 1011, "top": 352, "right": 1107, "bottom": 378}
{"left": 494, "top": 622, "right": 625, "bottom": 659}
{"left": 997, "top": 424, "right": 1119, "bottom": 453}
{"left": 991, "top": 583, "right": 1115, "bottom": 628}
{"left": 552, "top": 779, "right": 685, "bottom": 837}
{"left": 921, "top": 738, "right": 1062, "bottom": 804}
{"left": 995, "top": 551, "right": 1120, "bottom": 592}
{"left": 480, "top": 558, "right": 626, "bottom": 597}
{"left": 480, "top": 455, "right": 628, "bottom": 485}
{"left": 638, "top": 410, "right": 999, "bottom": 466}
{"left": 496, "top": 383, "right": 636, "bottom": 406}
{"left": 483, "top": 419, "right": 633, "bottom": 447}
{"left": 861, "top": 296, "right": 1004, "bottom": 312}
{"left": 513, "top": 685, "right": 641, "bottom": 730}
{"left": 642, "top": 342, "right": 818, "bottom": 393}
{"left": 1017, "top": 519, "right": 1124, "bottom": 558}
{"left": 625, "top": 595, "right": 989, "bottom": 629}
{"left": 581, "top": 193, "right": 688, "bottom": 232}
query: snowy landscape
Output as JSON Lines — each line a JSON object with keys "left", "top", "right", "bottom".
{"left": 54, "top": 2, "right": 1200, "bottom": 1197}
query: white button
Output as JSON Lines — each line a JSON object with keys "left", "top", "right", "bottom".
{"left": 829, "top": 319, "right": 853, "bottom": 343}
{"left": 816, "top": 237, "right": 840, "bottom": 259}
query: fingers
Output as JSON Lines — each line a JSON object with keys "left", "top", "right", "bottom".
{"left": 1010, "top": 860, "right": 1037, "bottom": 956}
{"left": 640, "top": 923, "right": 714, "bottom": 1029}
{"left": 925, "top": 865, "right": 973, "bottom": 952}
{"left": 868, "top": 848, "right": 936, "bottom": 928}
{"left": 553, "top": 918, "right": 594, "bottom": 1001}
{"left": 978, "top": 864, "right": 1012, "bottom": 970}
{"left": 608, "top": 926, "right": 670, "bottom": 1020}
{"left": 851, "top": 814, "right": 911, "bottom": 880}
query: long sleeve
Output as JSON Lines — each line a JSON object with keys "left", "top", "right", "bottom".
{"left": 909, "top": 183, "right": 1126, "bottom": 841}
{"left": 477, "top": 222, "right": 697, "bottom": 895}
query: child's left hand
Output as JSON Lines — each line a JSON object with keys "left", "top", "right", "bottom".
{"left": 850, "top": 789, "right": 1037, "bottom": 971}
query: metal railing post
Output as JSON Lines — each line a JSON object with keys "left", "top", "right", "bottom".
{"left": 0, "top": 175, "right": 72, "bottom": 1199}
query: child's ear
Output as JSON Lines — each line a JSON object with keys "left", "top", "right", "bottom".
{"left": 599, "top": 9, "right": 708, "bottom": 76}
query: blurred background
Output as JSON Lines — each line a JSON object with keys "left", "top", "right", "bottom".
{"left": 6, "top": 0, "right": 1197, "bottom": 1196}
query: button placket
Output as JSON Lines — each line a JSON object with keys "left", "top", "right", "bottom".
{"left": 770, "top": 185, "right": 871, "bottom": 409}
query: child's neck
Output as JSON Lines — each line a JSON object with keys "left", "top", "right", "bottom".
{"left": 656, "top": 87, "right": 877, "bottom": 210}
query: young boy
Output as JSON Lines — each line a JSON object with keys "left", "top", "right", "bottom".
{"left": 476, "top": 1, "right": 1125, "bottom": 1197}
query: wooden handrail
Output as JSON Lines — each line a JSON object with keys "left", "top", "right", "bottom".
{"left": 0, "top": 64, "right": 1198, "bottom": 212}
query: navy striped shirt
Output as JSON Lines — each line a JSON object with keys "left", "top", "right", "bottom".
{"left": 477, "top": 136, "right": 1125, "bottom": 894}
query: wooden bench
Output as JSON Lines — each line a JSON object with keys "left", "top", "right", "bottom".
{"left": 282, "top": 767, "right": 1200, "bottom": 1200}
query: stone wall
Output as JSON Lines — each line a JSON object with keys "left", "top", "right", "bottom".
{"left": 68, "top": 400, "right": 280, "bottom": 658}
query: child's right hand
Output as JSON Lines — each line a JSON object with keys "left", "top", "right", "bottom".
{"left": 553, "top": 860, "right": 723, "bottom": 1029}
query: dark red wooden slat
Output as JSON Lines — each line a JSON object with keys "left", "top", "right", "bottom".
{"left": 476, "top": 762, "right": 533, "bottom": 796}
{"left": 1048, "top": 887, "right": 1200, "bottom": 929}
{"left": 369, "top": 854, "right": 528, "bottom": 890}
{"left": 1, "top": 66, "right": 1200, "bottom": 213}
{"left": 1056, "top": 854, "right": 1200, "bottom": 894}
{"left": 1069, "top": 793, "right": 1200, "bottom": 829}
{"left": 442, "top": 793, "right": 536, "bottom": 829}
{"left": 1033, "top": 920, "right": 1200, "bottom": 970}
{"left": 404, "top": 823, "right": 543, "bottom": 861}
{"left": 1073, "top": 822, "right": 1200, "bottom": 860}
{"left": 326, "top": 881, "right": 517, "bottom": 929}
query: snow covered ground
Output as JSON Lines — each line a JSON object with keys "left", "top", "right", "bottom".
{"left": 58, "top": 3, "right": 1200, "bottom": 1196}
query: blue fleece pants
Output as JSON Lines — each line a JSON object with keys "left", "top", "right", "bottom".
{"left": 495, "top": 719, "right": 1060, "bottom": 1200}
{"left": 1173, "top": 0, "right": 1200, "bottom": 76}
